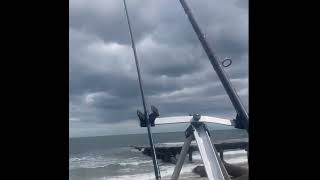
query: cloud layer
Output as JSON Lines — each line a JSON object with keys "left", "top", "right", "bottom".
{"left": 69, "top": 0, "right": 248, "bottom": 137}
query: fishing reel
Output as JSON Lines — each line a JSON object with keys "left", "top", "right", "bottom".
{"left": 137, "top": 105, "right": 160, "bottom": 127}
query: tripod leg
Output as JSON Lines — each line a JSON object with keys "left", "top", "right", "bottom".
{"left": 193, "top": 124, "right": 230, "bottom": 180}
{"left": 171, "top": 134, "right": 193, "bottom": 180}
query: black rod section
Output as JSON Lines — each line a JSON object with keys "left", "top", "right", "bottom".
{"left": 123, "top": 0, "right": 161, "bottom": 179}
{"left": 178, "top": 0, "right": 249, "bottom": 131}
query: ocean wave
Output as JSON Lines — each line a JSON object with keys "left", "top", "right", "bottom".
{"left": 118, "top": 160, "right": 152, "bottom": 166}
{"left": 225, "top": 156, "right": 248, "bottom": 164}
{"left": 70, "top": 155, "right": 152, "bottom": 170}
{"left": 224, "top": 150, "right": 247, "bottom": 155}
{"left": 129, "top": 148, "right": 141, "bottom": 153}
{"left": 91, "top": 163, "right": 199, "bottom": 180}
{"left": 69, "top": 155, "right": 115, "bottom": 170}
{"left": 70, "top": 149, "right": 247, "bottom": 180}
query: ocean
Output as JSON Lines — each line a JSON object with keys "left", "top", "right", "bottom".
{"left": 69, "top": 129, "right": 248, "bottom": 180}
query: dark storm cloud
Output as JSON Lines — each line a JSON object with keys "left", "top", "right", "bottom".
{"left": 69, "top": 0, "right": 154, "bottom": 44}
{"left": 69, "top": 0, "right": 248, "bottom": 126}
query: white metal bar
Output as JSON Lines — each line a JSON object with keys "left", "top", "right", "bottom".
{"left": 193, "top": 124, "right": 226, "bottom": 180}
{"left": 212, "top": 137, "right": 232, "bottom": 180}
{"left": 155, "top": 116, "right": 232, "bottom": 126}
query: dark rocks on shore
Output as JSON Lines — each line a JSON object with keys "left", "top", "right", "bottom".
{"left": 222, "top": 161, "right": 248, "bottom": 178}
{"left": 232, "top": 174, "right": 248, "bottom": 180}
{"left": 192, "top": 162, "right": 248, "bottom": 180}
{"left": 192, "top": 165, "right": 207, "bottom": 177}
{"left": 142, "top": 148, "right": 180, "bottom": 164}
{"left": 132, "top": 139, "right": 248, "bottom": 164}
{"left": 132, "top": 139, "right": 249, "bottom": 178}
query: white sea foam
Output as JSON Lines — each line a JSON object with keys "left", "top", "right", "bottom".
{"left": 225, "top": 156, "right": 248, "bottom": 164}
{"left": 71, "top": 147, "right": 247, "bottom": 180}
{"left": 130, "top": 148, "right": 141, "bottom": 153}
{"left": 69, "top": 155, "right": 153, "bottom": 170}
{"left": 91, "top": 163, "right": 199, "bottom": 180}
{"left": 69, "top": 155, "right": 115, "bottom": 170}
{"left": 92, "top": 173, "right": 155, "bottom": 180}
{"left": 224, "top": 150, "right": 247, "bottom": 155}
{"left": 192, "top": 152, "right": 202, "bottom": 160}
{"left": 192, "top": 150, "right": 247, "bottom": 164}
{"left": 118, "top": 160, "right": 152, "bottom": 166}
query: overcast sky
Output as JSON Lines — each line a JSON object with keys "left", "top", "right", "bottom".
{"left": 69, "top": 0, "right": 248, "bottom": 138}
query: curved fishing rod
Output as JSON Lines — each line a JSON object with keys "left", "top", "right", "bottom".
{"left": 178, "top": 0, "right": 249, "bottom": 132}
{"left": 123, "top": 0, "right": 161, "bottom": 179}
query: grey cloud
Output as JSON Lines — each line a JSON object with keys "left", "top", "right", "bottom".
{"left": 235, "top": 0, "right": 249, "bottom": 10}
{"left": 69, "top": 0, "right": 248, "bottom": 130}
{"left": 69, "top": 0, "right": 156, "bottom": 44}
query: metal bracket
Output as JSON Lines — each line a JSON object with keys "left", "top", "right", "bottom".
{"left": 137, "top": 105, "right": 159, "bottom": 127}
{"left": 137, "top": 110, "right": 146, "bottom": 127}
{"left": 190, "top": 113, "right": 202, "bottom": 127}
{"left": 190, "top": 113, "right": 211, "bottom": 136}
{"left": 149, "top": 105, "right": 159, "bottom": 126}
{"left": 185, "top": 125, "right": 194, "bottom": 138}
{"left": 171, "top": 113, "right": 231, "bottom": 180}
{"left": 233, "top": 114, "right": 247, "bottom": 130}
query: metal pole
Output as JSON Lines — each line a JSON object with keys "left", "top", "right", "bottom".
{"left": 193, "top": 124, "right": 229, "bottom": 180}
{"left": 123, "top": 0, "right": 161, "bottom": 179}
{"left": 178, "top": 0, "right": 249, "bottom": 131}
{"left": 212, "top": 140, "right": 232, "bottom": 180}
{"left": 171, "top": 134, "right": 194, "bottom": 180}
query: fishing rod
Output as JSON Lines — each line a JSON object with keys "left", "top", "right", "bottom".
{"left": 178, "top": 0, "right": 249, "bottom": 132}
{"left": 123, "top": 0, "right": 161, "bottom": 179}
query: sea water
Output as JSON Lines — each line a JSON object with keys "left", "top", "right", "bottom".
{"left": 69, "top": 129, "right": 248, "bottom": 180}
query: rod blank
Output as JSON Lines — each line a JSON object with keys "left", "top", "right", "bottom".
{"left": 123, "top": 0, "right": 161, "bottom": 179}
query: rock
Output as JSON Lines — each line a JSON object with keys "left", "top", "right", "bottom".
{"left": 222, "top": 161, "right": 248, "bottom": 178}
{"left": 231, "top": 174, "right": 248, "bottom": 180}
{"left": 170, "top": 156, "right": 177, "bottom": 164}
{"left": 192, "top": 165, "right": 207, "bottom": 177}
{"left": 192, "top": 162, "right": 248, "bottom": 179}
